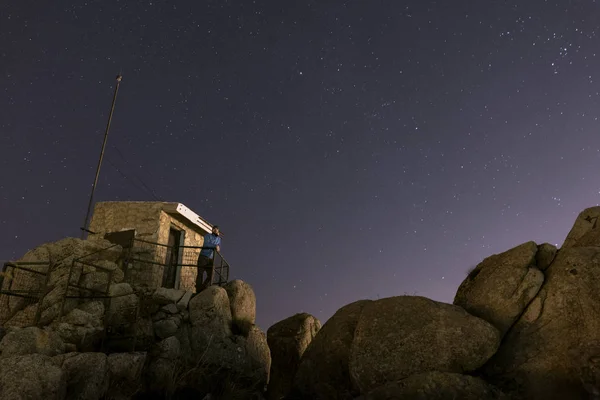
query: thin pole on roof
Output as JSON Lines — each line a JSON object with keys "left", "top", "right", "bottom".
{"left": 80, "top": 74, "right": 123, "bottom": 239}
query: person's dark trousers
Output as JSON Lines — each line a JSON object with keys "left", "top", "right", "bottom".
{"left": 196, "top": 254, "right": 214, "bottom": 293}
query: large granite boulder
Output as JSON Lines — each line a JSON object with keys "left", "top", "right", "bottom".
{"left": 244, "top": 325, "right": 272, "bottom": 388}
{"left": 0, "top": 353, "right": 67, "bottom": 400}
{"left": 44, "top": 237, "right": 123, "bottom": 264}
{"left": 77, "top": 301, "right": 105, "bottom": 318}
{"left": 266, "top": 312, "right": 321, "bottom": 400}
{"left": 292, "top": 300, "right": 370, "bottom": 400}
{"left": 145, "top": 336, "right": 181, "bottom": 392}
{"left": 0, "top": 326, "right": 65, "bottom": 359}
{"left": 188, "top": 285, "right": 232, "bottom": 356}
{"left": 60, "top": 352, "right": 109, "bottom": 400}
{"left": 483, "top": 246, "right": 600, "bottom": 399}
{"left": 38, "top": 282, "right": 79, "bottom": 327}
{"left": 224, "top": 279, "right": 257, "bottom": 326}
{"left": 44, "top": 237, "right": 122, "bottom": 292}
{"left": 536, "top": 243, "right": 558, "bottom": 271}
{"left": 365, "top": 371, "right": 506, "bottom": 400}
{"left": 79, "top": 263, "right": 123, "bottom": 292}
{"left": 153, "top": 311, "right": 181, "bottom": 339}
{"left": 107, "top": 352, "right": 147, "bottom": 398}
{"left": 454, "top": 241, "right": 545, "bottom": 336}
{"left": 4, "top": 237, "right": 124, "bottom": 328}
{"left": 152, "top": 287, "right": 185, "bottom": 305}
{"left": 176, "top": 291, "right": 193, "bottom": 311}
{"left": 184, "top": 286, "right": 270, "bottom": 393}
{"left": 562, "top": 206, "right": 600, "bottom": 248}
{"left": 184, "top": 324, "right": 271, "bottom": 394}
{"left": 106, "top": 283, "right": 138, "bottom": 327}
{"left": 350, "top": 296, "right": 500, "bottom": 394}
{"left": 50, "top": 307, "right": 104, "bottom": 351}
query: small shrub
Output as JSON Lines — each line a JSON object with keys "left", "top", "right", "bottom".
{"left": 466, "top": 265, "right": 481, "bottom": 280}
{"left": 134, "top": 332, "right": 266, "bottom": 399}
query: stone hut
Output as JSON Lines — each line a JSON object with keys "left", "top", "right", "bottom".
{"left": 87, "top": 201, "right": 225, "bottom": 292}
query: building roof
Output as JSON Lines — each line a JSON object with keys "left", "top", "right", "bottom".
{"left": 92, "top": 201, "right": 221, "bottom": 236}
{"left": 162, "top": 202, "right": 219, "bottom": 235}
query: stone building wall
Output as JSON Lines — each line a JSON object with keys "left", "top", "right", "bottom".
{"left": 87, "top": 202, "right": 209, "bottom": 292}
{"left": 88, "top": 201, "right": 164, "bottom": 242}
{"left": 157, "top": 211, "right": 206, "bottom": 292}
{"left": 88, "top": 202, "right": 165, "bottom": 288}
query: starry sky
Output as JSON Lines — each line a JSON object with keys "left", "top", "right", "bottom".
{"left": 2, "top": 0, "right": 600, "bottom": 330}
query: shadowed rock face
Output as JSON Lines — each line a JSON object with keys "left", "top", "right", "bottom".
{"left": 0, "top": 235, "right": 273, "bottom": 400}
{"left": 365, "top": 371, "right": 507, "bottom": 400}
{"left": 1, "top": 237, "right": 123, "bottom": 328}
{"left": 183, "top": 285, "right": 271, "bottom": 393}
{"left": 454, "top": 241, "right": 544, "bottom": 337}
{"left": 60, "top": 353, "right": 109, "bottom": 400}
{"left": 482, "top": 246, "right": 600, "bottom": 399}
{"left": 536, "top": 243, "right": 558, "bottom": 271}
{"left": 7, "top": 206, "right": 600, "bottom": 399}
{"left": 291, "top": 300, "right": 370, "bottom": 400}
{"left": 0, "top": 354, "right": 66, "bottom": 400}
{"left": 266, "top": 313, "right": 321, "bottom": 400}
{"left": 349, "top": 296, "right": 501, "bottom": 394}
{"left": 224, "top": 279, "right": 257, "bottom": 326}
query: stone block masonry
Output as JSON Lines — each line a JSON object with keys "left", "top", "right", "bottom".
{"left": 88, "top": 201, "right": 210, "bottom": 291}
{"left": 88, "top": 201, "right": 164, "bottom": 242}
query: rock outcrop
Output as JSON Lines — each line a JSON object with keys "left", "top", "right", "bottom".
{"left": 0, "top": 237, "right": 271, "bottom": 400}
{"left": 291, "top": 300, "right": 370, "bottom": 400}
{"left": 60, "top": 352, "right": 110, "bottom": 400}
{"left": 267, "top": 313, "right": 321, "bottom": 400}
{"left": 1, "top": 237, "right": 124, "bottom": 328}
{"left": 179, "top": 285, "right": 271, "bottom": 394}
{"left": 107, "top": 352, "right": 147, "bottom": 398}
{"left": 276, "top": 206, "right": 600, "bottom": 399}
{"left": 7, "top": 206, "right": 600, "bottom": 399}
{"left": 225, "top": 279, "right": 257, "bottom": 330}
{"left": 364, "top": 371, "right": 507, "bottom": 400}
{"left": 536, "top": 242, "right": 558, "bottom": 271}
{"left": 350, "top": 296, "right": 500, "bottom": 394}
{"left": 0, "top": 353, "right": 66, "bottom": 400}
{"left": 0, "top": 326, "right": 65, "bottom": 359}
{"left": 454, "top": 241, "right": 544, "bottom": 336}
{"left": 483, "top": 245, "right": 600, "bottom": 399}
{"left": 562, "top": 206, "right": 600, "bottom": 248}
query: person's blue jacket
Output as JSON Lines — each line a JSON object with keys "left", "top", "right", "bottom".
{"left": 200, "top": 233, "right": 221, "bottom": 259}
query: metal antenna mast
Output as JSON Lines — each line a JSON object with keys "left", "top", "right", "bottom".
{"left": 80, "top": 74, "right": 123, "bottom": 239}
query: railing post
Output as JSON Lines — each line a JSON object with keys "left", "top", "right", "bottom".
{"left": 0, "top": 262, "right": 6, "bottom": 290}
{"left": 59, "top": 260, "right": 76, "bottom": 319}
{"left": 33, "top": 262, "right": 54, "bottom": 326}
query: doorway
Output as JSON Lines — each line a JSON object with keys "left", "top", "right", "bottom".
{"left": 163, "top": 228, "right": 182, "bottom": 288}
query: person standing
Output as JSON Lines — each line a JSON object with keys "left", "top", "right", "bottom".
{"left": 196, "top": 225, "right": 221, "bottom": 292}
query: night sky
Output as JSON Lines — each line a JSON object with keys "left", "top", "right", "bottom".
{"left": 2, "top": 1, "right": 600, "bottom": 330}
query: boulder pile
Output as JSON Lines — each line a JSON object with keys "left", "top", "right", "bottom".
{"left": 5, "top": 207, "right": 600, "bottom": 399}
{"left": 265, "top": 207, "right": 600, "bottom": 400}
{"left": 0, "top": 237, "right": 270, "bottom": 399}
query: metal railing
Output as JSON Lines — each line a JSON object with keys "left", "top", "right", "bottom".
{"left": 59, "top": 244, "right": 140, "bottom": 352}
{"left": 0, "top": 261, "right": 52, "bottom": 327}
{"left": 60, "top": 244, "right": 124, "bottom": 311}
{"left": 1, "top": 236, "right": 231, "bottom": 332}
{"left": 125, "top": 238, "right": 230, "bottom": 292}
